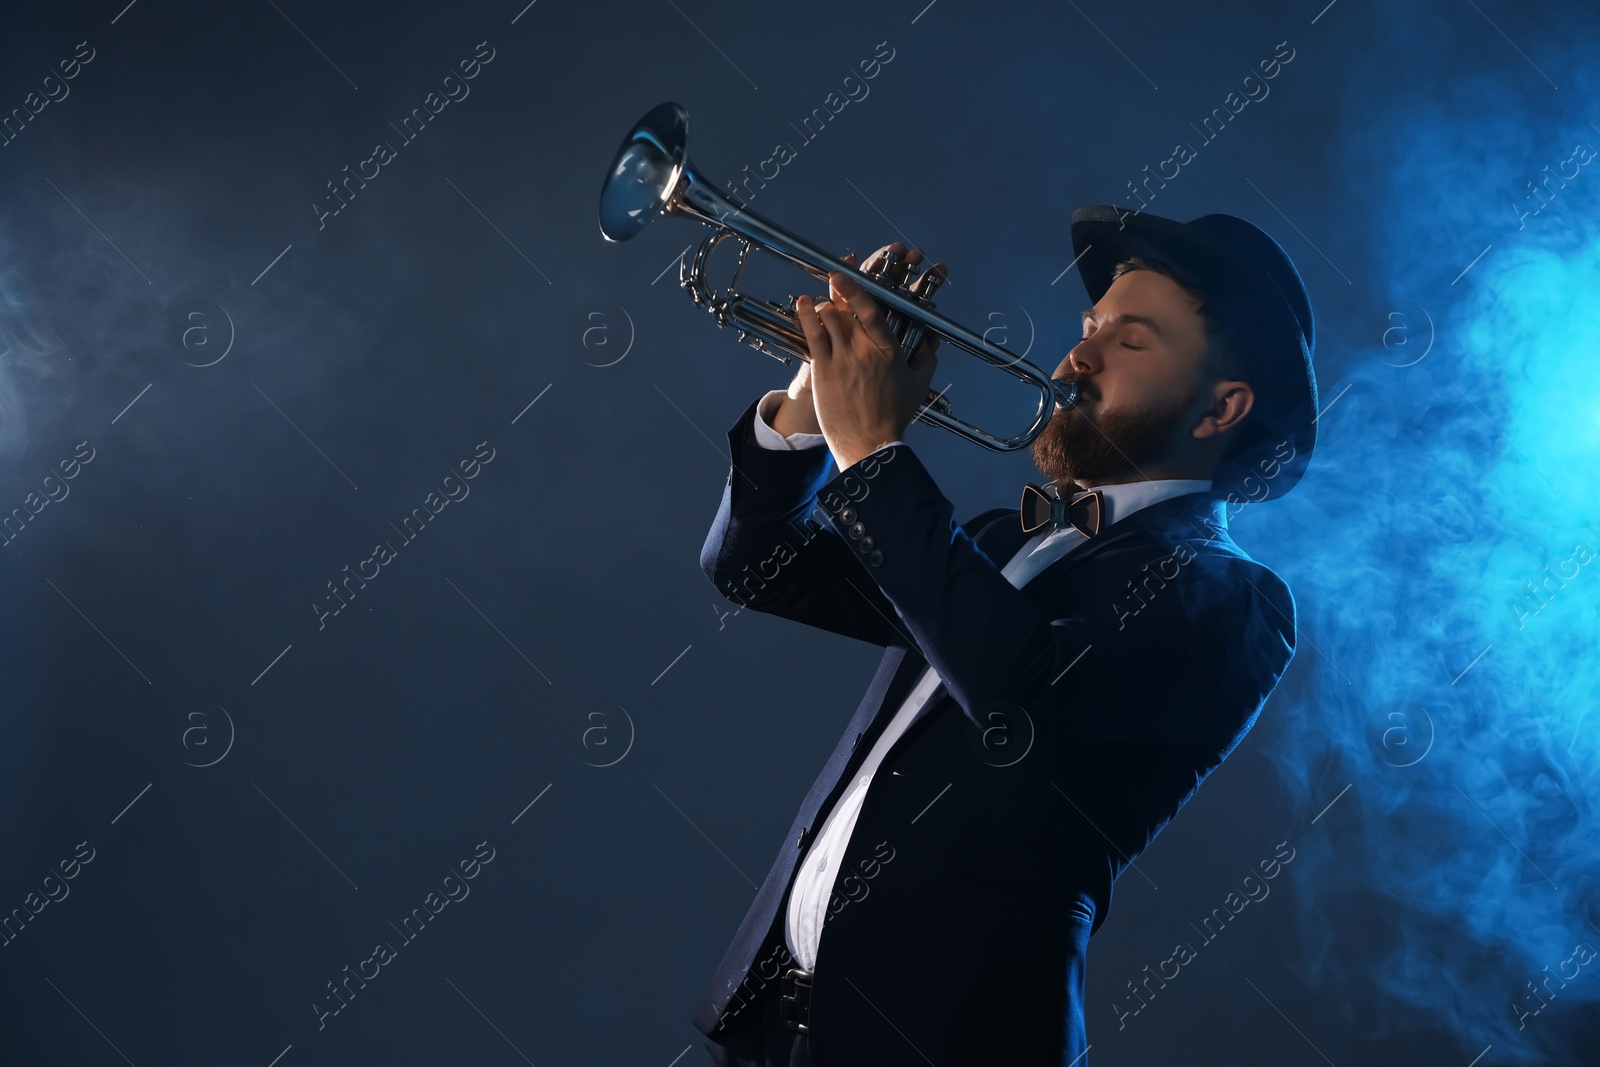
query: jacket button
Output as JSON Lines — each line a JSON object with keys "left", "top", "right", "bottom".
{"left": 840, "top": 507, "right": 857, "bottom": 524}
{"left": 848, "top": 521, "right": 867, "bottom": 539}
{"left": 868, "top": 549, "right": 885, "bottom": 567}
{"left": 858, "top": 535, "right": 875, "bottom": 551}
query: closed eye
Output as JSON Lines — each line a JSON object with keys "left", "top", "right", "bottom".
{"left": 1082, "top": 324, "right": 1148, "bottom": 351}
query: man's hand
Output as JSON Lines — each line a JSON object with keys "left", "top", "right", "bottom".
{"left": 795, "top": 242, "right": 947, "bottom": 470}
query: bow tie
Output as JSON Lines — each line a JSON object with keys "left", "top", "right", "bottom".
{"left": 1020, "top": 483, "right": 1104, "bottom": 537}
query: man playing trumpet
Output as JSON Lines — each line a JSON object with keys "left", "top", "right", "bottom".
{"left": 694, "top": 206, "right": 1318, "bottom": 1067}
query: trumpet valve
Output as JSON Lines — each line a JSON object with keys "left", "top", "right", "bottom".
{"left": 912, "top": 266, "right": 945, "bottom": 302}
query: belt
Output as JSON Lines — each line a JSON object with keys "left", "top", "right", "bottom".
{"left": 780, "top": 966, "right": 814, "bottom": 1032}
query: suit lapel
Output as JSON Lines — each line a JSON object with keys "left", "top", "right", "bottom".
{"left": 836, "top": 644, "right": 932, "bottom": 783}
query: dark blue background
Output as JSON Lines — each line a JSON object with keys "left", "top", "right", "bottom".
{"left": 2, "top": 1, "right": 1597, "bottom": 1064}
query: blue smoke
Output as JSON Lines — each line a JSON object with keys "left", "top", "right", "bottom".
{"left": 0, "top": 214, "right": 61, "bottom": 469}
{"left": 1240, "top": 9, "right": 1600, "bottom": 1063}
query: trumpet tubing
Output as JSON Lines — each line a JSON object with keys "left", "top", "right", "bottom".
{"left": 598, "top": 101, "right": 1077, "bottom": 453}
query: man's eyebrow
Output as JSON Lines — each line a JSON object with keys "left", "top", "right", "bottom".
{"left": 1080, "top": 307, "right": 1169, "bottom": 340}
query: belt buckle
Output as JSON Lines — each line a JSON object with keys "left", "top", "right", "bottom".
{"left": 780, "top": 966, "right": 813, "bottom": 1033}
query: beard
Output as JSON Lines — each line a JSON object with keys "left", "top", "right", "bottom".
{"left": 1030, "top": 376, "right": 1201, "bottom": 488}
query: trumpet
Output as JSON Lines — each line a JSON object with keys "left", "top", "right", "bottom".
{"left": 597, "top": 101, "right": 1078, "bottom": 453}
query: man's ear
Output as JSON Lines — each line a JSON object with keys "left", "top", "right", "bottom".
{"left": 1192, "top": 380, "right": 1254, "bottom": 442}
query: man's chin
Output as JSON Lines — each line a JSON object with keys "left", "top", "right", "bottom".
{"left": 1035, "top": 440, "right": 1128, "bottom": 487}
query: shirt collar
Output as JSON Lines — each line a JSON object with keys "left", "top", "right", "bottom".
{"left": 1072, "top": 477, "right": 1213, "bottom": 529}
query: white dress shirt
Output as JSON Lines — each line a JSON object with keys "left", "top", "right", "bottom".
{"left": 749, "top": 389, "right": 1212, "bottom": 971}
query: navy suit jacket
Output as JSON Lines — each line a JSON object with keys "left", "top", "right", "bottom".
{"left": 693, "top": 396, "right": 1297, "bottom": 1065}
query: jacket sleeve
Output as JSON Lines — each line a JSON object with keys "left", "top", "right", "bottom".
{"left": 699, "top": 395, "right": 915, "bottom": 648}
{"left": 811, "top": 441, "right": 1297, "bottom": 748}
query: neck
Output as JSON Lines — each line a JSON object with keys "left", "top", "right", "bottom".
{"left": 1056, "top": 464, "right": 1210, "bottom": 494}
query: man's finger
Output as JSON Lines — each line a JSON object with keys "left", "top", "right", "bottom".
{"left": 863, "top": 242, "right": 905, "bottom": 278}
{"left": 831, "top": 272, "right": 909, "bottom": 358}
{"left": 829, "top": 271, "right": 887, "bottom": 337}
{"left": 812, "top": 295, "right": 853, "bottom": 358}
{"left": 796, "top": 294, "right": 830, "bottom": 362}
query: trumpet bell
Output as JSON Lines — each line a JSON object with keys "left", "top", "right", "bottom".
{"left": 599, "top": 102, "right": 689, "bottom": 243}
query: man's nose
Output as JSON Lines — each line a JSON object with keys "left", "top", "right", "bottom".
{"left": 1059, "top": 339, "right": 1100, "bottom": 377}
